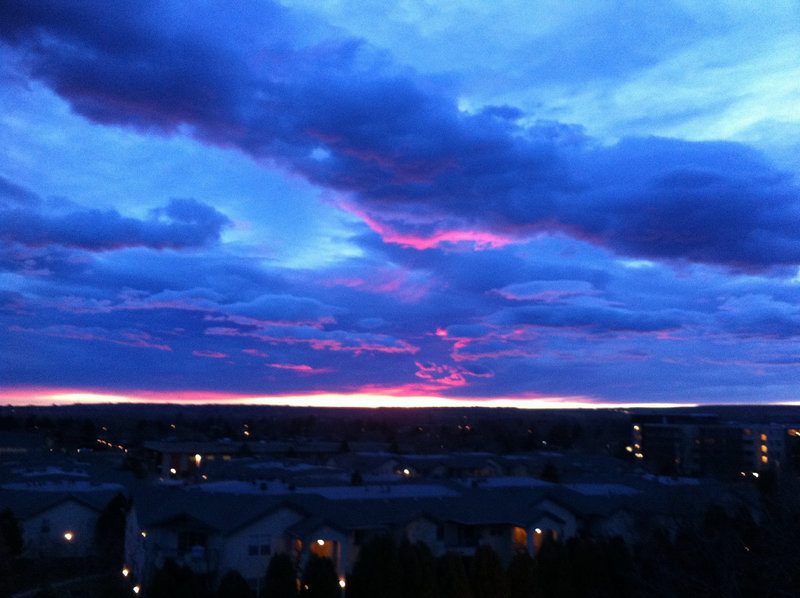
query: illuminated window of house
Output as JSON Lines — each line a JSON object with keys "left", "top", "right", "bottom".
{"left": 760, "top": 434, "right": 768, "bottom": 442}
{"left": 311, "top": 539, "right": 334, "bottom": 559}
{"left": 512, "top": 526, "right": 527, "bottom": 548}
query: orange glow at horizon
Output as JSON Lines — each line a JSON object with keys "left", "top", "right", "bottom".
{"left": 0, "top": 386, "right": 700, "bottom": 410}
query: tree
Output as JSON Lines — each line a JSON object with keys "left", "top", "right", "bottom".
{"left": 539, "top": 461, "right": 559, "bottom": 484}
{"left": 398, "top": 539, "right": 438, "bottom": 598}
{"left": 0, "top": 507, "right": 24, "bottom": 559}
{"left": 94, "top": 493, "right": 129, "bottom": 567}
{"left": 216, "top": 570, "right": 254, "bottom": 598}
{"left": 300, "top": 555, "right": 339, "bottom": 598}
{"left": 471, "top": 544, "right": 509, "bottom": 598}
{"left": 147, "top": 559, "right": 209, "bottom": 598}
{"left": 437, "top": 552, "right": 473, "bottom": 598}
{"left": 507, "top": 551, "right": 539, "bottom": 598}
{"left": 347, "top": 536, "right": 402, "bottom": 598}
{"left": 263, "top": 553, "right": 298, "bottom": 598}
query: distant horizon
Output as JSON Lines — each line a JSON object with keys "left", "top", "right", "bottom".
{"left": 4, "top": 386, "right": 780, "bottom": 410}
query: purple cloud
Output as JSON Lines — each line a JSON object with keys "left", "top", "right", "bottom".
{"left": 3, "top": 1, "right": 798, "bottom": 268}
{"left": 1, "top": 190, "right": 231, "bottom": 251}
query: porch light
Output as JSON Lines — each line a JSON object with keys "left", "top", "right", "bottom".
{"left": 317, "top": 539, "right": 325, "bottom": 546}
{"left": 133, "top": 585, "right": 141, "bottom": 594}
{"left": 141, "top": 531, "right": 147, "bottom": 538}
{"left": 122, "top": 567, "right": 130, "bottom": 577}
{"left": 402, "top": 468, "right": 410, "bottom": 476}
{"left": 339, "top": 579, "right": 346, "bottom": 588}
{"left": 169, "top": 467, "right": 177, "bottom": 475}
{"left": 195, "top": 453, "right": 202, "bottom": 466}
{"left": 534, "top": 528, "right": 542, "bottom": 534}
{"left": 63, "top": 531, "right": 74, "bottom": 541}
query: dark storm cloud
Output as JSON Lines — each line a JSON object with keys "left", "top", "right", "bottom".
{"left": 3, "top": 0, "right": 798, "bottom": 269}
{"left": 491, "top": 303, "right": 685, "bottom": 333}
{"left": 0, "top": 192, "right": 231, "bottom": 251}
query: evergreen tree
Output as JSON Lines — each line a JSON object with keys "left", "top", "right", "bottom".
{"left": 300, "top": 555, "right": 339, "bottom": 598}
{"left": 437, "top": 552, "right": 473, "bottom": 598}
{"left": 507, "top": 550, "right": 538, "bottom": 598}
{"left": 147, "top": 559, "right": 209, "bottom": 598}
{"left": 263, "top": 553, "right": 298, "bottom": 598}
{"left": 397, "top": 539, "right": 438, "bottom": 598}
{"left": 347, "top": 536, "right": 402, "bottom": 598}
{"left": 216, "top": 570, "right": 254, "bottom": 598}
{"left": 0, "top": 507, "right": 23, "bottom": 559}
{"left": 94, "top": 493, "right": 129, "bottom": 567}
{"left": 471, "top": 544, "right": 509, "bottom": 598}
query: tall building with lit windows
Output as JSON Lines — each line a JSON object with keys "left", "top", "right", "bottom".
{"left": 630, "top": 414, "right": 791, "bottom": 478}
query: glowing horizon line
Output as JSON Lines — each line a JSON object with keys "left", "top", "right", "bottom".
{"left": 0, "top": 388, "right": 700, "bottom": 410}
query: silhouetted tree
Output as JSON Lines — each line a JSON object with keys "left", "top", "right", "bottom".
{"left": 437, "top": 552, "right": 473, "bottom": 598}
{"left": 263, "top": 553, "right": 298, "bottom": 598}
{"left": 347, "top": 536, "right": 402, "bottom": 598}
{"left": 0, "top": 508, "right": 23, "bottom": 559}
{"left": 398, "top": 539, "right": 438, "bottom": 598}
{"left": 539, "top": 461, "right": 560, "bottom": 484}
{"left": 147, "top": 559, "right": 209, "bottom": 598}
{"left": 216, "top": 570, "right": 254, "bottom": 598}
{"left": 507, "top": 550, "right": 539, "bottom": 598}
{"left": 94, "top": 493, "right": 129, "bottom": 567}
{"left": 300, "top": 555, "right": 339, "bottom": 598}
{"left": 471, "top": 544, "right": 509, "bottom": 598}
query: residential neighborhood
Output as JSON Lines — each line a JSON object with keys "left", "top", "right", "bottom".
{"left": 2, "top": 404, "right": 800, "bottom": 597}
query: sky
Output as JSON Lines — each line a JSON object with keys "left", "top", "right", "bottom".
{"left": 1, "top": 0, "right": 799, "bottom": 408}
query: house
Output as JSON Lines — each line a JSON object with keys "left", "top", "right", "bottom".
{"left": 124, "top": 481, "right": 582, "bottom": 590}
{"left": 0, "top": 487, "right": 121, "bottom": 558}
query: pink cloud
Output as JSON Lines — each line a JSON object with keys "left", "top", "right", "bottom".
{"left": 9, "top": 324, "right": 172, "bottom": 351}
{"left": 266, "top": 363, "right": 334, "bottom": 374}
{"left": 205, "top": 326, "right": 420, "bottom": 355}
{"left": 192, "top": 350, "right": 229, "bottom": 359}
{"left": 338, "top": 201, "right": 521, "bottom": 250}
{"left": 321, "top": 266, "right": 433, "bottom": 303}
{"left": 413, "top": 361, "right": 494, "bottom": 389}
{"left": 204, "top": 313, "right": 336, "bottom": 330}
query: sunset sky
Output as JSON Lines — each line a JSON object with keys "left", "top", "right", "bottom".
{"left": 2, "top": 1, "right": 799, "bottom": 407}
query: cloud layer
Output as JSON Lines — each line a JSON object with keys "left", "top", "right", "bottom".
{"left": 1, "top": 0, "right": 799, "bottom": 405}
